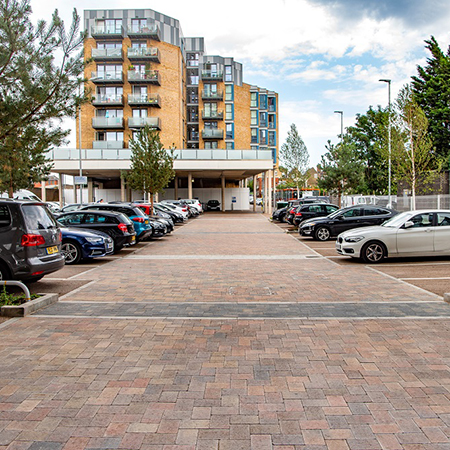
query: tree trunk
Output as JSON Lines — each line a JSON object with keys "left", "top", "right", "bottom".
{"left": 150, "top": 192, "right": 154, "bottom": 216}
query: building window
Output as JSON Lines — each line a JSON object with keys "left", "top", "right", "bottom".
{"left": 225, "top": 104, "right": 233, "bottom": 120}
{"left": 97, "top": 41, "right": 121, "bottom": 49}
{"left": 260, "top": 129, "right": 267, "bottom": 145}
{"left": 259, "top": 94, "right": 267, "bottom": 109}
{"left": 97, "top": 64, "right": 122, "bottom": 79}
{"left": 97, "top": 19, "right": 122, "bottom": 33}
{"left": 268, "top": 96, "right": 276, "bottom": 112}
{"left": 204, "top": 83, "right": 217, "bottom": 94}
{"left": 131, "top": 41, "right": 147, "bottom": 49}
{"left": 225, "top": 85, "right": 233, "bottom": 101}
{"left": 188, "top": 74, "right": 199, "bottom": 85}
{"left": 269, "top": 131, "right": 276, "bottom": 146}
{"left": 225, "top": 65, "right": 232, "bottom": 82}
{"left": 204, "top": 121, "right": 218, "bottom": 130}
{"left": 226, "top": 123, "right": 234, "bottom": 139}
{"left": 259, "top": 112, "right": 267, "bottom": 127}
{"left": 251, "top": 145, "right": 258, "bottom": 150}
{"left": 96, "top": 109, "right": 123, "bottom": 118}
{"left": 251, "top": 110, "right": 258, "bottom": 126}
{"left": 204, "top": 141, "right": 218, "bottom": 149}
{"left": 132, "top": 109, "right": 148, "bottom": 118}
{"left": 187, "top": 53, "right": 199, "bottom": 67}
{"left": 130, "top": 18, "right": 148, "bottom": 32}
{"left": 226, "top": 142, "right": 234, "bottom": 149}
{"left": 250, "top": 92, "right": 258, "bottom": 108}
{"left": 96, "top": 131, "right": 123, "bottom": 141}
{"left": 251, "top": 128, "right": 258, "bottom": 144}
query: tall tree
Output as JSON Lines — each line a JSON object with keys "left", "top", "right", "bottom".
{"left": 0, "top": 0, "right": 86, "bottom": 196}
{"left": 346, "top": 106, "right": 389, "bottom": 194}
{"left": 385, "top": 84, "right": 439, "bottom": 209}
{"left": 411, "top": 36, "right": 450, "bottom": 162}
{"left": 280, "top": 124, "right": 310, "bottom": 198}
{"left": 318, "top": 138, "right": 365, "bottom": 207}
{"left": 127, "top": 126, "right": 176, "bottom": 214}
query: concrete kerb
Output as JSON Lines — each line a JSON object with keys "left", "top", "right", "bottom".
{"left": 444, "top": 293, "right": 450, "bottom": 303}
{"left": 1, "top": 293, "right": 58, "bottom": 317}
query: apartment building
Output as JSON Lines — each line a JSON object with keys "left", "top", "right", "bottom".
{"left": 53, "top": 8, "right": 279, "bottom": 210}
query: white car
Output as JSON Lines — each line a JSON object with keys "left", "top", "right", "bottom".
{"left": 180, "top": 199, "right": 203, "bottom": 213}
{"left": 159, "top": 202, "right": 189, "bottom": 220}
{"left": 336, "top": 210, "right": 450, "bottom": 263}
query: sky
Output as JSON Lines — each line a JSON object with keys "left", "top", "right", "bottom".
{"left": 31, "top": 0, "right": 450, "bottom": 166}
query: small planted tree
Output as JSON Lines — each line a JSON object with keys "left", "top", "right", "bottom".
{"left": 127, "top": 126, "right": 176, "bottom": 214}
{"left": 280, "top": 124, "right": 310, "bottom": 198}
{"left": 0, "top": 0, "right": 86, "bottom": 196}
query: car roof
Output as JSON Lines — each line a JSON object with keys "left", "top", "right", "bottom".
{"left": 61, "top": 209, "right": 123, "bottom": 217}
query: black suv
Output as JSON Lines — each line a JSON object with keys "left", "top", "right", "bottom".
{"left": 0, "top": 200, "right": 65, "bottom": 281}
{"left": 299, "top": 205, "right": 398, "bottom": 241}
{"left": 56, "top": 210, "right": 136, "bottom": 252}
{"left": 206, "top": 200, "right": 220, "bottom": 211}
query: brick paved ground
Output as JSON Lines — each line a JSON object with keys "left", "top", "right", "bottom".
{"left": 1, "top": 212, "right": 450, "bottom": 449}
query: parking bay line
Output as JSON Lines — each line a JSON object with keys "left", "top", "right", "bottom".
{"left": 125, "top": 254, "right": 324, "bottom": 260}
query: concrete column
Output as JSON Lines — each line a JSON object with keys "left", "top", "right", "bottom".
{"left": 221, "top": 175, "right": 225, "bottom": 212}
{"left": 264, "top": 171, "right": 269, "bottom": 214}
{"left": 87, "top": 180, "right": 94, "bottom": 203}
{"left": 120, "top": 176, "right": 126, "bottom": 202}
{"left": 268, "top": 171, "right": 272, "bottom": 215}
{"left": 272, "top": 169, "right": 276, "bottom": 209}
{"left": 253, "top": 175, "right": 257, "bottom": 212}
{"left": 174, "top": 177, "right": 178, "bottom": 200}
{"left": 41, "top": 180, "right": 46, "bottom": 202}
{"left": 59, "top": 174, "right": 64, "bottom": 207}
{"left": 73, "top": 182, "right": 77, "bottom": 203}
{"left": 245, "top": 178, "right": 248, "bottom": 188}
{"left": 188, "top": 173, "right": 193, "bottom": 199}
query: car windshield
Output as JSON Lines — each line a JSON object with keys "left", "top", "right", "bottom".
{"left": 327, "top": 208, "right": 345, "bottom": 219}
{"left": 382, "top": 212, "right": 413, "bottom": 228}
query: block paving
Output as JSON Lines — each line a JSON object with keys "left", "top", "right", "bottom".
{"left": 1, "top": 212, "right": 450, "bottom": 449}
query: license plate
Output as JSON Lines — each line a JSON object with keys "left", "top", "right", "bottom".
{"left": 107, "top": 243, "right": 113, "bottom": 250}
{"left": 145, "top": 220, "right": 149, "bottom": 224}
{"left": 46, "top": 246, "right": 59, "bottom": 255}
{"left": 131, "top": 236, "right": 136, "bottom": 242}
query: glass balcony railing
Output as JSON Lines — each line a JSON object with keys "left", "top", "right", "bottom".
{"left": 90, "top": 71, "right": 123, "bottom": 83}
{"left": 91, "top": 26, "right": 124, "bottom": 38}
{"left": 126, "top": 23, "right": 161, "bottom": 40}
{"left": 92, "top": 141, "right": 124, "bottom": 149}
{"left": 92, "top": 117, "right": 124, "bottom": 129}
{"left": 128, "top": 117, "right": 161, "bottom": 130}
{"left": 127, "top": 70, "right": 161, "bottom": 85}
{"left": 201, "top": 90, "right": 223, "bottom": 100}
{"left": 91, "top": 48, "right": 123, "bottom": 60}
{"left": 202, "top": 129, "right": 224, "bottom": 139}
{"left": 202, "top": 110, "right": 223, "bottom": 120}
{"left": 92, "top": 95, "right": 124, "bottom": 106}
{"left": 201, "top": 70, "right": 223, "bottom": 81}
{"left": 127, "top": 47, "right": 160, "bottom": 62}
{"left": 127, "top": 94, "right": 161, "bottom": 107}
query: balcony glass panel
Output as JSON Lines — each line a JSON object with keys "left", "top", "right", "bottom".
{"left": 202, "top": 110, "right": 223, "bottom": 120}
{"left": 128, "top": 70, "right": 160, "bottom": 84}
{"left": 202, "top": 129, "right": 223, "bottom": 139}
{"left": 126, "top": 23, "right": 160, "bottom": 40}
{"left": 127, "top": 47, "right": 160, "bottom": 61}
{"left": 127, "top": 94, "right": 160, "bottom": 106}
{"left": 91, "top": 48, "right": 123, "bottom": 59}
{"left": 92, "top": 117, "right": 124, "bottom": 128}
{"left": 201, "top": 70, "right": 223, "bottom": 80}
{"left": 128, "top": 117, "right": 161, "bottom": 129}
{"left": 90, "top": 71, "right": 123, "bottom": 82}
{"left": 91, "top": 25, "right": 124, "bottom": 38}
{"left": 201, "top": 90, "right": 223, "bottom": 100}
{"left": 92, "top": 95, "right": 123, "bottom": 106}
{"left": 93, "top": 141, "right": 124, "bottom": 149}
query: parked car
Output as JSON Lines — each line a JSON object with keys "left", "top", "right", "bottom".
{"left": 206, "top": 200, "right": 221, "bottom": 211}
{"left": 299, "top": 205, "right": 398, "bottom": 241}
{"left": 293, "top": 203, "right": 339, "bottom": 226}
{"left": 60, "top": 203, "right": 91, "bottom": 213}
{"left": 160, "top": 202, "right": 189, "bottom": 220}
{"left": 56, "top": 210, "right": 136, "bottom": 252}
{"left": 336, "top": 210, "right": 450, "bottom": 263}
{"left": 272, "top": 198, "right": 327, "bottom": 223}
{"left": 162, "top": 200, "right": 192, "bottom": 216}
{"left": 136, "top": 204, "right": 174, "bottom": 233}
{"left": 80, "top": 203, "right": 153, "bottom": 242}
{"left": 0, "top": 199, "right": 65, "bottom": 281}
{"left": 61, "top": 227, "right": 113, "bottom": 265}
{"left": 154, "top": 203, "right": 186, "bottom": 224}
{"left": 45, "top": 202, "right": 62, "bottom": 214}
{"left": 180, "top": 199, "right": 203, "bottom": 213}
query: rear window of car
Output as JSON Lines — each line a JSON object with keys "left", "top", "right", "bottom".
{"left": 0, "top": 205, "right": 11, "bottom": 228}
{"left": 22, "top": 204, "right": 57, "bottom": 230}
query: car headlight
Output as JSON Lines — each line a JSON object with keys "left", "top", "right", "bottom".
{"left": 304, "top": 222, "right": 315, "bottom": 227}
{"left": 344, "top": 236, "right": 364, "bottom": 243}
{"left": 85, "top": 237, "right": 103, "bottom": 244}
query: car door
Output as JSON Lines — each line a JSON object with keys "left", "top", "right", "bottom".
{"left": 332, "top": 207, "right": 363, "bottom": 235}
{"left": 396, "top": 212, "right": 435, "bottom": 255}
{"left": 434, "top": 212, "right": 450, "bottom": 253}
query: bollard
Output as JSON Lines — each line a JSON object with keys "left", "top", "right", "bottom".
{"left": 2, "top": 281, "right": 31, "bottom": 302}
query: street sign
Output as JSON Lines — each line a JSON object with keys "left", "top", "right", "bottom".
{"left": 232, "top": 197, "right": 236, "bottom": 203}
{"left": 74, "top": 176, "right": 88, "bottom": 185}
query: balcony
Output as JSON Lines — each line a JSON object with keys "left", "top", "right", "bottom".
{"left": 92, "top": 117, "right": 124, "bottom": 129}
{"left": 128, "top": 117, "right": 161, "bottom": 130}
{"left": 202, "top": 129, "right": 223, "bottom": 140}
{"left": 187, "top": 95, "right": 199, "bottom": 105}
{"left": 90, "top": 71, "right": 123, "bottom": 84}
{"left": 93, "top": 141, "right": 124, "bottom": 149}
{"left": 202, "top": 110, "right": 223, "bottom": 120}
{"left": 201, "top": 70, "right": 223, "bottom": 81}
{"left": 126, "top": 24, "right": 160, "bottom": 41}
{"left": 128, "top": 70, "right": 161, "bottom": 85}
{"left": 127, "top": 47, "right": 160, "bottom": 63}
{"left": 91, "top": 25, "right": 124, "bottom": 39}
{"left": 268, "top": 122, "right": 276, "bottom": 129}
{"left": 92, "top": 95, "right": 124, "bottom": 106}
{"left": 201, "top": 90, "right": 223, "bottom": 101}
{"left": 127, "top": 94, "right": 161, "bottom": 107}
{"left": 91, "top": 48, "right": 123, "bottom": 61}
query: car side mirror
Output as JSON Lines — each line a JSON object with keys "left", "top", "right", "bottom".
{"left": 337, "top": 215, "right": 344, "bottom": 220}
{"left": 404, "top": 221, "right": 414, "bottom": 229}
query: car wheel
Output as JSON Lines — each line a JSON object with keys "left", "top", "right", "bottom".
{"left": 0, "top": 261, "right": 11, "bottom": 281}
{"left": 314, "top": 227, "right": 331, "bottom": 241}
{"left": 361, "top": 241, "right": 386, "bottom": 264}
{"left": 61, "top": 241, "right": 82, "bottom": 265}
{"left": 281, "top": 215, "right": 286, "bottom": 223}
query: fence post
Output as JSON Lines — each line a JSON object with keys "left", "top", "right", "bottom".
{"left": 438, "top": 194, "right": 441, "bottom": 209}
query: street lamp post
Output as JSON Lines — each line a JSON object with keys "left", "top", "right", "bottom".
{"left": 78, "top": 85, "right": 83, "bottom": 204}
{"left": 334, "top": 110, "right": 343, "bottom": 143}
{"left": 379, "top": 79, "right": 391, "bottom": 208}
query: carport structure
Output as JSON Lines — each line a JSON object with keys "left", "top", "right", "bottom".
{"left": 47, "top": 148, "right": 276, "bottom": 212}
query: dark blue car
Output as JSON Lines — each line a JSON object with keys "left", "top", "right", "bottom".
{"left": 61, "top": 227, "right": 114, "bottom": 265}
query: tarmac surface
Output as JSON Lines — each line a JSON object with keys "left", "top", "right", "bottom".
{"left": 1, "top": 212, "right": 450, "bottom": 449}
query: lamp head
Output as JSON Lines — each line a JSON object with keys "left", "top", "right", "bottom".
{"left": 379, "top": 79, "right": 391, "bottom": 83}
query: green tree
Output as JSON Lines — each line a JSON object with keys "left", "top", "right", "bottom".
{"left": 385, "top": 85, "right": 439, "bottom": 209}
{"left": 411, "top": 36, "right": 450, "bottom": 162}
{"left": 280, "top": 124, "right": 310, "bottom": 198}
{"left": 318, "top": 138, "right": 365, "bottom": 207}
{"left": 127, "top": 126, "right": 176, "bottom": 214}
{"left": 346, "top": 106, "right": 389, "bottom": 194}
{"left": 0, "top": 0, "right": 86, "bottom": 197}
